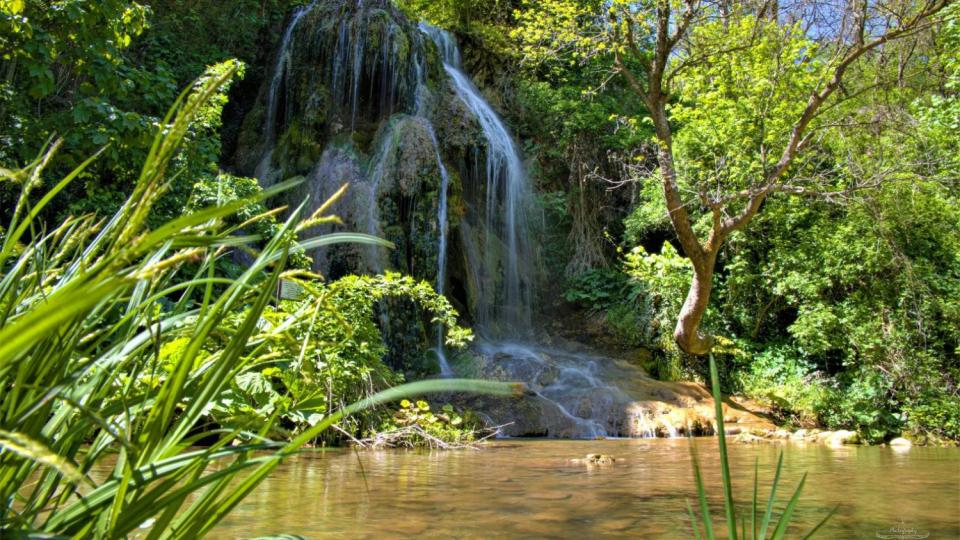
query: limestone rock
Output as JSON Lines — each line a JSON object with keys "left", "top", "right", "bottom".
{"left": 826, "top": 430, "right": 860, "bottom": 446}
{"left": 571, "top": 454, "right": 616, "bottom": 465}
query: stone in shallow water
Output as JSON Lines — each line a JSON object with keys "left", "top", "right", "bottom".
{"left": 570, "top": 454, "right": 616, "bottom": 465}
{"left": 889, "top": 437, "right": 912, "bottom": 448}
{"left": 825, "top": 430, "right": 860, "bottom": 446}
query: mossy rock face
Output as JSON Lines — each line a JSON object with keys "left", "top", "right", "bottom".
{"left": 379, "top": 296, "right": 431, "bottom": 375}
{"left": 227, "top": 0, "right": 539, "bottom": 367}
{"left": 234, "top": 100, "right": 267, "bottom": 173}
{"left": 431, "top": 80, "right": 486, "bottom": 158}
{"left": 232, "top": 0, "right": 437, "bottom": 178}
{"left": 365, "top": 115, "right": 446, "bottom": 278}
{"left": 292, "top": 141, "right": 368, "bottom": 275}
{"left": 229, "top": 0, "right": 465, "bottom": 275}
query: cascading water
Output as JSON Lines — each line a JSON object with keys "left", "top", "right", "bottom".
{"left": 419, "top": 25, "right": 633, "bottom": 433}
{"left": 254, "top": 2, "right": 315, "bottom": 184}
{"left": 420, "top": 24, "right": 533, "bottom": 335}
{"left": 418, "top": 25, "right": 642, "bottom": 436}
{"left": 426, "top": 123, "right": 454, "bottom": 377}
{"left": 331, "top": 13, "right": 366, "bottom": 130}
{"left": 364, "top": 122, "right": 398, "bottom": 273}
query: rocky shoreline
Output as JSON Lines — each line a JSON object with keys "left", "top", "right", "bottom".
{"left": 732, "top": 427, "right": 917, "bottom": 448}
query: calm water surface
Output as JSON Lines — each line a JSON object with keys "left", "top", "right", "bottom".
{"left": 210, "top": 439, "right": 959, "bottom": 539}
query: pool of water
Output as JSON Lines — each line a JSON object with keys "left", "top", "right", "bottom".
{"left": 210, "top": 438, "right": 959, "bottom": 539}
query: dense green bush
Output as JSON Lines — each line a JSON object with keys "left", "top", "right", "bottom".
{"left": 906, "top": 396, "right": 960, "bottom": 443}
{"left": 563, "top": 267, "right": 629, "bottom": 312}
{"left": 565, "top": 179, "right": 959, "bottom": 442}
{"left": 201, "top": 272, "right": 472, "bottom": 441}
{"left": 735, "top": 344, "right": 830, "bottom": 428}
{"left": 0, "top": 0, "right": 303, "bottom": 226}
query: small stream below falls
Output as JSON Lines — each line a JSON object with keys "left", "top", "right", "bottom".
{"left": 209, "top": 439, "right": 960, "bottom": 539}
{"left": 452, "top": 340, "right": 775, "bottom": 439}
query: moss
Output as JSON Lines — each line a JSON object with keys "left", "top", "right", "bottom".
{"left": 234, "top": 98, "right": 267, "bottom": 173}
{"left": 274, "top": 119, "right": 324, "bottom": 174}
{"left": 449, "top": 350, "right": 484, "bottom": 378}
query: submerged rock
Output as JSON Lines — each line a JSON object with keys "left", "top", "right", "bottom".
{"left": 735, "top": 431, "right": 778, "bottom": 444}
{"left": 571, "top": 454, "right": 616, "bottom": 465}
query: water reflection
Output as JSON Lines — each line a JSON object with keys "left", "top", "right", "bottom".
{"left": 211, "top": 439, "right": 960, "bottom": 539}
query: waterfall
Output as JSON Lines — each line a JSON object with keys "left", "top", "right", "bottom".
{"left": 425, "top": 124, "right": 454, "bottom": 377}
{"left": 411, "top": 40, "right": 454, "bottom": 376}
{"left": 331, "top": 14, "right": 367, "bottom": 130}
{"left": 329, "top": 3, "right": 419, "bottom": 133}
{"left": 255, "top": 3, "right": 314, "bottom": 184}
{"left": 364, "top": 122, "right": 398, "bottom": 272}
{"left": 420, "top": 23, "right": 533, "bottom": 336}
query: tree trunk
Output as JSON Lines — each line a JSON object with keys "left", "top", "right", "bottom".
{"left": 674, "top": 260, "right": 715, "bottom": 356}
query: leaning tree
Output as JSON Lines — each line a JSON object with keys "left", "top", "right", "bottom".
{"left": 516, "top": 0, "right": 954, "bottom": 354}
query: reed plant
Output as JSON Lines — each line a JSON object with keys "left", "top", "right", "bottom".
{"left": 0, "top": 61, "right": 514, "bottom": 539}
{"left": 686, "top": 354, "right": 836, "bottom": 539}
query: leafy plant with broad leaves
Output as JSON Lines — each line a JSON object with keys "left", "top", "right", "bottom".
{"left": 202, "top": 272, "right": 474, "bottom": 441}
{"left": 374, "top": 399, "right": 481, "bottom": 446}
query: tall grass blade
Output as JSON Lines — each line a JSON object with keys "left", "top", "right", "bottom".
{"left": 0, "top": 429, "right": 86, "bottom": 486}
{"left": 709, "top": 354, "right": 737, "bottom": 540}
{"left": 758, "top": 452, "right": 784, "bottom": 539}
{"left": 752, "top": 458, "right": 759, "bottom": 540}
{"left": 691, "top": 447, "right": 716, "bottom": 540}
{"left": 801, "top": 506, "right": 838, "bottom": 540}
{"left": 687, "top": 500, "right": 704, "bottom": 540}
{"left": 686, "top": 355, "right": 833, "bottom": 539}
{"left": 770, "top": 473, "right": 807, "bottom": 539}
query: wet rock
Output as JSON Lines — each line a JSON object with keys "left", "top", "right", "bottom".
{"left": 889, "top": 437, "right": 912, "bottom": 448}
{"left": 460, "top": 341, "right": 775, "bottom": 439}
{"left": 536, "top": 365, "right": 560, "bottom": 387}
{"left": 571, "top": 454, "right": 616, "bottom": 465}
{"left": 826, "top": 430, "right": 860, "bottom": 446}
{"left": 735, "top": 432, "right": 777, "bottom": 444}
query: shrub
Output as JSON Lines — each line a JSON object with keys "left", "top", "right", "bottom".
{"left": 906, "top": 395, "right": 960, "bottom": 443}
{"left": 371, "top": 400, "right": 484, "bottom": 447}
{"left": 736, "top": 345, "right": 831, "bottom": 427}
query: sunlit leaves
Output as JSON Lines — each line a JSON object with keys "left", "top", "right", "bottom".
{"left": 0, "top": 0, "right": 147, "bottom": 98}
{"left": 670, "top": 17, "right": 820, "bottom": 193}
{"left": 512, "top": 0, "right": 610, "bottom": 73}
